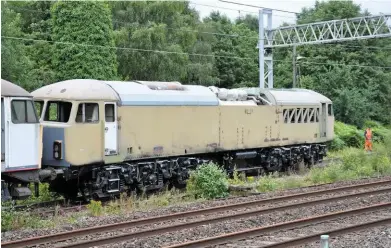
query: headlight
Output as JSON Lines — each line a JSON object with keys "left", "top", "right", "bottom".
{"left": 53, "top": 140, "right": 62, "bottom": 160}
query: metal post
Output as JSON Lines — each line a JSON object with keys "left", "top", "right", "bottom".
{"left": 258, "top": 9, "right": 264, "bottom": 88}
{"left": 320, "top": 235, "right": 329, "bottom": 248}
{"left": 297, "top": 63, "right": 301, "bottom": 88}
{"left": 293, "top": 45, "right": 296, "bottom": 88}
{"left": 34, "top": 182, "right": 39, "bottom": 198}
{"left": 266, "top": 9, "right": 273, "bottom": 88}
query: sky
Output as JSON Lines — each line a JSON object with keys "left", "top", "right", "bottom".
{"left": 190, "top": 0, "right": 391, "bottom": 28}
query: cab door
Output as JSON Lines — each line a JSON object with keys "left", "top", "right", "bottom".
{"left": 320, "top": 102, "right": 327, "bottom": 137}
{"left": 104, "top": 103, "right": 118, "bottom": 156}
{"left": 6, "top": 98, "right": 40, "bottom": 169}
{"left": 1, "top": 98, "right": 6, "bottom": 166}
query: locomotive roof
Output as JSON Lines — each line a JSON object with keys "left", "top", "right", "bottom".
{"left": 1, "top": 79, "right": 32, "bottom": 98}
{"left": 31, "top": 79, "right": 219, "bottom": 106}
{"left": 265, "top": 88, "right": 332, "bottom": 105}
{"left": 31, "top": 79, "right": 331, "bottom": 106}
{"left": 31, "top": 79, "right": 119, "bottom": 101}
{"left": 241, "top": 87, "right": 332, "bottom": 105}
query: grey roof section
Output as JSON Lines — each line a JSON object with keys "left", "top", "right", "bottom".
{"left": 31, "top": 79, "right": 120, "bottom": 101}
{"left": 1, "top": 79, "right": 32, "bottom": 98}
{"left": 105, "top": 81, "right": 219, "bottom": 106}
{"left": 32, "top": 79, "right": 219, "bottom": 106}
{"left": 239, "top": 87, "right": 332, "bottom": 106}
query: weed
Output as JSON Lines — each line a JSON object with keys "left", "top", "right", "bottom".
{"left": 256, "top": 175, "right": 281, "bottom": 192}
{"left": 86, "top": 200, "right": 103, "bottom": 217}
{"left": 282, "top": 175, "right": 309, "bottom": 189}
{"left": 228, "top": 167, "right": 247, "bottom": 186}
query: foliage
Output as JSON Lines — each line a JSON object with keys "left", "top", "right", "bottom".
{"left": 331, "top": 121, "right": 364, "bottom": 149}
{"left": 186, "top": 162, "right": 229, "bottom": 199}
{"left": 27, "top": 183, "right": 60, "bottom": 202}
{"left": 254, "top": 144, "right": 391, "bottom": 193}
{"left": 86, "top": 200, "right": 103, "bottom": 217}
{"left": 0, "top": 183, "right": 61, "bottom": 208}
{"left": 288, "top": 1, "right": 391, "bottom": 126}
{"left": 2, "top": 0, "right": 390, "bottom": 128}
{"left": 51, "top": 1, "right": 118, "bottom": 81}
{"left": 1, "top": 209, "right": 54, "bottom": 231}
{"left": 307, "top": 146, "right": 391, "bottom": 184}
{"left": 228, "top": 167, "right": 247, "bottom": 185}
{"left": 331, "top": 121, "right": 391, "bottom": 151}
{"left": 1, "top": 2, "right": 33, "bottom": 90}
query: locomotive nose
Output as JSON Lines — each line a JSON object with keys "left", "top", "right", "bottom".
{"left": 42, "top": 126, "right": 69, "bottom": 167}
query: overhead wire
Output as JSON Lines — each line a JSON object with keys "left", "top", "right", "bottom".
{"left": 1, "top": 35, "right": 258, "bottom": 60}
{"left": 2, "top": 35, "right": 391, "bottom": 70}
{"left": 217, "top": 0, "right": 299, "bottom": 14}
{"left": 112, "top": 20, "right": 260, "bottom": 40}
{"left": 188, "top": 2, "right": 297, "bottom": 19}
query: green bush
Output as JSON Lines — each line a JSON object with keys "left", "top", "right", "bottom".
{"left": 329, "top": 136, "right": 346, "bottom": 151}
{"left": 363, "top": 120, "right": 383, "bottom": 129}
{"left": 186, "top": 163, "right": 229, "bottom": 199}
{"left": 335, "top": 121, "right": 365, "bottom": 148}
{"left": 331, "top": 120, "right": 391, "bottom": 152}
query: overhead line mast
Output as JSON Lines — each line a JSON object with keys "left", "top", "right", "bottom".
{"left": 218, "top": 0, "right": 391, "bottom": 88}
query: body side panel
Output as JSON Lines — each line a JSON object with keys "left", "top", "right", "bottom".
{"left": 117, "top": 106, "right": 220, "bottom": 159}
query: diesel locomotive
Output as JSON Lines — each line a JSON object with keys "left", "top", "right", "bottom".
{"left": 29, "top": 79, "right": 334, "bottom": 200}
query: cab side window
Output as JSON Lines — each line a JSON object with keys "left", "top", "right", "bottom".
{"left": 105, "top": 104, "right": 115, "bottom": 122}
{"left": 11, "top": 100, "right": 39, "bottom": 123}
{"left": 76, "top": 103, "right": 99, "bottom": 123}
{"left": 34, "top": 100, "right": 44, "bottom": 119}
{"left": 328, "top": 104, "right": 333, "bottom": 116}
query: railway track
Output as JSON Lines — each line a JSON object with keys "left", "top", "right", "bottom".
{"left": 2, "top": 178, "right": 391, "bottom": 248}
{"left": 164, "top": 203, "right": 391, "bottom": 248}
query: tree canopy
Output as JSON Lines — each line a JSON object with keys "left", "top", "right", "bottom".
{"left": 51, "top": 1, "right": 118, "bottom": 81}
{"left": 1, "top": 0, "right": 390, "bottom": 126}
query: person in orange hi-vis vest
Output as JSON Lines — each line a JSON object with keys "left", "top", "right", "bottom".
{"left": 364, "top": 127, "right": 373, "bottom": 151}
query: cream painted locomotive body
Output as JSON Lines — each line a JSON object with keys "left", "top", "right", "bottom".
{"left": 32, "top": 79, "right": 334, "bottom": 199}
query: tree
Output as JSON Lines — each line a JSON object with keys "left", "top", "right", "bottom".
{"left": 51, "top": 1, "right": 118, "bottom": 81}
{"left": 1, "top": 2, "right": 32, "bottom": 90}
{"left": 235, "top": 14, "right": 258, "bottom": 32}
{"left": 111, "top": 1, "right": 219, "bottom": 84}
{"left": 280, "top": 0, "right": 391, "bottom": 126}
{"left": 16, "top": 1, "right": 56, "bottom": 89}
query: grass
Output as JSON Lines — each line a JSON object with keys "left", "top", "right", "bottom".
{"left": 1, "top": 188, "right": 201, "bottom": 232}
{"left": 1, "top": 210, "right": 58, "bottom": 232}
{"left": 254, "top": 142, "right": 391, "bottom": 193}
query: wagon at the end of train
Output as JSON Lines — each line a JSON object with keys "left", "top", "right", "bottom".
{"left": 1, "top": 79, "right": 54, "bottom": 201}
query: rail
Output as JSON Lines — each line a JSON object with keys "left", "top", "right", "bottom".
{"left": 164, "top": 202, "right": 391, "bottom": 248}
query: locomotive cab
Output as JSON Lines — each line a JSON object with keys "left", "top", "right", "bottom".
{"left": 31, "top": 79, "right": 121, "bottom": 175}
{"left": 34, "top": 99, "right": 111, "bottom": 167}
{"left": 1, "top": 79, "right": 42, "bottom": 200}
